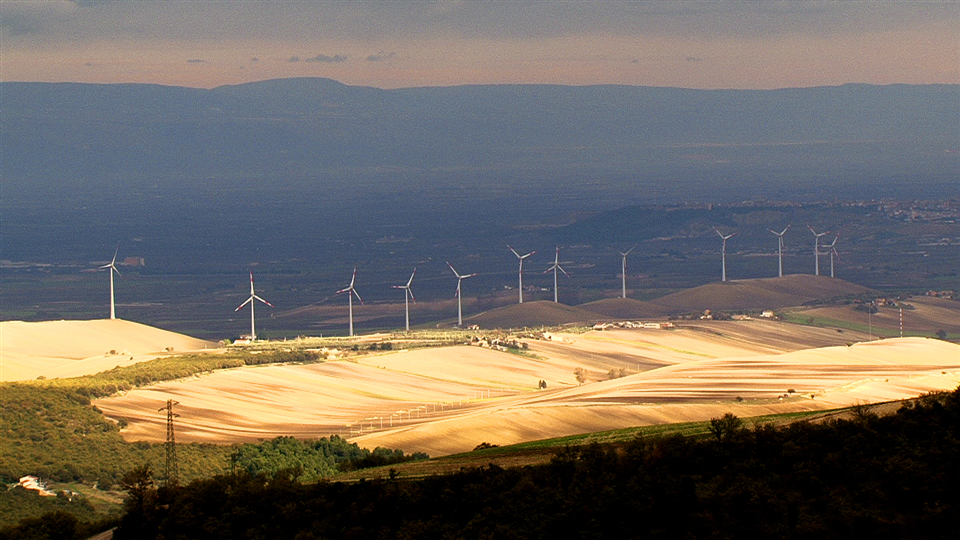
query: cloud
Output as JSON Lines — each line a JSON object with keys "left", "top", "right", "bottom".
{"left": 304, "top": 54, "right": 347, "bottom": 63}
{"left": 288, "top": 56, "right": 300, "bottom": 63}
{"left": 187, "top": 59, "right": 206, "bottom": 64}
{"left": 366, "top": 51, "right": 397, "bottom": 62}
{"left": 685, "top": 57, "right": 703, "bottom": 63}
{"left": 250, "top": 57, "right": 259, "bottom": 63}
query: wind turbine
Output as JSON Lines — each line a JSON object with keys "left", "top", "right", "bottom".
{"left": 235, "top": 271, "right": 273, "bottom": 341}
{"left": 767, "top": 225, "right": 790, "bottom": 277}
{"left": 99, "top": 245, "right": 122, "bottom": 320}
{"left": 807, "top": 225, "right": 829, "bottom": 276}
{"left": 715, "top": 229, "right": 737, "bottom": 282}
{"left": 824, "top": 233, "right": 840, "bottom": 278}
{"left": 543, "top": 246, "right": 569, "bottom": 303}
{"left": 618, "top": 245, "right": 637, "bottom": 299}
{"left": 336, "top": 267, "right": 363, "bottom": 337}
{"left": 392, "top": 268, "right": 416, "bottom": 332}
{"left": 447, "top": 262, "right": 477, "bottom": 327}
{"left": 508, "top": 246, "right": 536, "bottom": 304}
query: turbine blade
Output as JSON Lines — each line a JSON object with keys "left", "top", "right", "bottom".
{"left": 353, "top": 289, "right": 364, "bottom": 305}
{"left": 465, "top": 273, "right": 478, "bottom": 278}
{"left": 558, "top": 265, "right": 570, "bottom": 278}
{"left": 406, "top": 268, "right": 416, "bottom": 287}
{"left": 408, "top": 288, "right": 416, "bottom": 304}
{"left": 235, "top": 297, "right": 252, "bottom": 311}
{"left": 254, "top": 295, "right": 273, "bottom": 307}
{"left": 349, "top": 267, "right": 357, "bottom": 287}
{"left": 112, "top": 266, "right": 122, "bottom": 277}
{"left": 446, "top": 261, "right": 460, "bottom": 277}
{"left": 508, "top": 246, "right": 520, "bottom": 258}
{"left": 336, "top": 286, "right": 351, "bottom": 294}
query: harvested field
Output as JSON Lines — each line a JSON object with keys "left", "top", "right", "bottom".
{"left": 0, "top": 319, "right": 214, "bottom": 382}
{"left": 89, "top": 319, "right": 959, "bottom": 456}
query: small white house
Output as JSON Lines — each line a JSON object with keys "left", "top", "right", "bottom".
{"left": 19, "top": 476, "right": 57, "bottom": 497}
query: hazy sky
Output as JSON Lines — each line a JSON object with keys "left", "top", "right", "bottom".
{"left": 2, "top": 1, "right": 958, "bottom": 89}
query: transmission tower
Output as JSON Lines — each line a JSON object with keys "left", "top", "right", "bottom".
{"left": 159, "top": 400, "right": 180, "bottom": 486}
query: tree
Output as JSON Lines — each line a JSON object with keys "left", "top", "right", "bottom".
{"left": 119, "top": 464, "right": 155, "bottom": 515}
{"left": 709, "top": 413, "right": 743, "bottom": 443}
{"left": 574, "top": 367, "right": 587, "bottom": 385}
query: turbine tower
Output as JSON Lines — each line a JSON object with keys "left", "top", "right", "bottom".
{"left": 767, "top": 225, "right": 790, "bottom": 277}
{"left": 807, "top": 225, "right": 829, "bottom": 276}
{"left": 99, "top": 245, "right": 122, "bottom": 320}
{"left": 824, "top": 233, "right": 840, "bottom": 278}
{"left": 715, "top": 229, "right": 737, "bottom": 282}
{"left": 235, "top": 271, "right": 273, "bottom": 341}
{"left": 336, "top": 268, "right": 364, "bottom": 337}
{"left": 508, "top": 246, "right": 536, "bottom": 303}
{"left": 618, "top": 246, "right": 636, "bottom": 299}
{"left": 392, "top": 268, "right": 416, "bottom": 332}
{"left": 447, "top": 262, "right": 477, "bottom": 327}
{"left": 543, "top": 246, "right": 569, "bottom": 303}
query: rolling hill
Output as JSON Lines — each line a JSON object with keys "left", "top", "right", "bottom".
{"left": 650, "top": 274, "right": 875, "bottom": 314}
{"left": 462, "top": 300, "right": 602, "bottom": 328}
{"left": 578, "top": 297, "right": 670, "bottom": 320}
{"left": 0, "top": 319, "right": 215, "bottom": 382}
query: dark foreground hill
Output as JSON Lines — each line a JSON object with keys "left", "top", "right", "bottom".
{"left": 464, "top": 300, "right": 602, "bottom": 328}
{"left": 651, "top": 274, "right": 875, "bottom": 314}
{"left": 75, "top": 388, "right": 960, "bottom": 540}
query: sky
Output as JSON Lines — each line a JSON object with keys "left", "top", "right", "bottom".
{"left": 1, "top": 1, "right": 958, "bottom": 90}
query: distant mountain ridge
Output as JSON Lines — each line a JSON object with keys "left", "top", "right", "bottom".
{"left": 3, "top": 78, "right": 957, "bottom": 197}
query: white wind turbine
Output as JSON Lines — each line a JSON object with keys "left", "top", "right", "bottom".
{"left": 447, "top": 262, "right": 477, "bottom": 327}
{"left": 618, "top": 245, "right": 637, "bottom": 299}
{"left": 715, "top": 229, "right": 737, "bottom": 282}
{"left": 824, "top": 233, "right": 840, "bottom": 278}
{"left": 235, "top": 271, "right": 273, "bottom": 341}
{"left": 807, "top": 224, "right": 829, "bottom": 276}
{"left": 543, "top": 246, "right": 569, "bottom": 303}
{"left": 508, "top": 246, "right": 536, "bottom": 304}
{"left": 336, "top": 267, "right": 364, "bottom": 337}
{"left": 392, "top": 268, "right": 416, "bottom": 332}
{"left": 767, "top": 225, "right": 791, "bottom": 277}
{"left": 99, "top": 245, "right": 122, "bottom": 320}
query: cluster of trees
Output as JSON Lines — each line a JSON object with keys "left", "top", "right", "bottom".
{"left": 90, "top": 387, "right": 960, "bottom": 540}
{"left": 229, "top": 436, "right": 427, "bottom": 481}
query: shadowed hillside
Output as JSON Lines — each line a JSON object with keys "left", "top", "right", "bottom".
{"left": 578, "top": 298, "right": 670, "bottom": 320}
{"left": 650, "top": 275, "right": 875, "bottom": 314}
{"left": 464, "top": 300, "right": 601, "bottom": 328}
